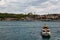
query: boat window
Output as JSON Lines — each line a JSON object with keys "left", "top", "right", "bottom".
{"left": 43, "top": 30, "right": 45, "bottom": 32}
{"left": 43, "top": 27, "right": 49, "bottom": 29}
{"left": 47, "top": 30, "right": 50, "bottom": 32}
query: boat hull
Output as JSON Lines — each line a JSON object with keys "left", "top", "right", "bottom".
{"left": 41, "top": 32, "right": 51, "bottom": 39}
{"left": 42, "top": 34, "right": 50, "bottom": 39}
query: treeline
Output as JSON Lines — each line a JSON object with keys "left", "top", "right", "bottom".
{"left": 0, "top": 13, "right": 27, "bottom": 18}
{"left": 0, "top": 13, "right": 60, "bottom": 21}
{"left": 0, "top": 13, "right": 37, "bottom": 19}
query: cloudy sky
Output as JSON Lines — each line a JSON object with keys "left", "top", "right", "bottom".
{"left": 0, "top": 0, "right": 60, "bottom": 15}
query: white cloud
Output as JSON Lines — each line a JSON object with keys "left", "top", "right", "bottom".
{"left": 19, "top": 0, "right": 37, "bottom": 3}
{"left": 0, "top": 0, "right": 7, "bottom": 5}
{"left": 0, "top": 0, "right": 60, "bottom": 15}
{"left": 6, "top": 0, "right": 18, "bottom": 2}
{"left": 24, "top": 0, "right": 60, "bottom": 15}
{"left": 6, "top": 0, "right": 38, "bottom": 3}
{"left": 24, "top": 6, "right": 44, "bottom": 14}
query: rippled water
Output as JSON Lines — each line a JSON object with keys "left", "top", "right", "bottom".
{"left": 0, "top": 21, "right": 60, "bottom": 40}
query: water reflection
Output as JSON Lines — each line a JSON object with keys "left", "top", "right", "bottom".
{"left": 42, "top": 38, "right": 50, "bottom": 40}
{"left": 42, "top": 37, "right": 50, "bottom": 40}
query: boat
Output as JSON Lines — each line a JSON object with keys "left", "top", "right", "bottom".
{"left": 41, "top": 24, "right": 51, "bottom": 39}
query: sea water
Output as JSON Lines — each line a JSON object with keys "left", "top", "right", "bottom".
{"left": 0, "top": 21, "right": 60, "bottom": 40}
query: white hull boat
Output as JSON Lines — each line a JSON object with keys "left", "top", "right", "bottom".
{"left": 41, "top": 25, "right": 51, "bottom": 38}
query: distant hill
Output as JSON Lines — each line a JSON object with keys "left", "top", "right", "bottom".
{"left": 0, "top": 13, "right": 60, "bottom": 21}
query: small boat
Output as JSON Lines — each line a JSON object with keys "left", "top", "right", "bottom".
{"left": 41, "top": 24, "right": 51, "bottom": 39}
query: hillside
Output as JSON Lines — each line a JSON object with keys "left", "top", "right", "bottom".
{"left": 0, "top": 13, "right": 60, "bottom": 21}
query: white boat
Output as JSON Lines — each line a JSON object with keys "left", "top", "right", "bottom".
{"left": 41, "top": 25, "right": 51, "bottom": 38}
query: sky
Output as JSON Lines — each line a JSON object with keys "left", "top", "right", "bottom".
{"left": 0, "top": 0, "right": 60, "bottom": 15}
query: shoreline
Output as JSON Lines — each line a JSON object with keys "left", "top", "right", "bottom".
{"left": 0, "top": 13, "right": 60, "bottom": 21}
